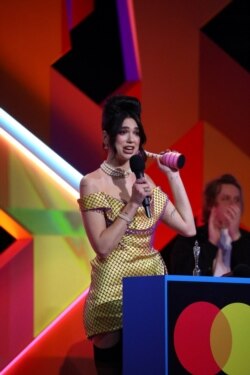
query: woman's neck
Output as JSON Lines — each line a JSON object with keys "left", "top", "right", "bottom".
{"left": 106, "top": 155, "right": 130, "bottom": 170}
{"left": 100, "top": 159, "right": 132, "bottom": 178}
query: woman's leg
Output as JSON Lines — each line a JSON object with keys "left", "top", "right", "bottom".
{"left": 92, "top": 330, "right": 122, "bottom": 375}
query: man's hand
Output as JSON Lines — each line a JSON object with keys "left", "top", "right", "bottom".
{"left": 224, "top": 205, "right": 241, "bottom": 241}
{"left": 208, "top": 207, "right": 221, "bottom": 246}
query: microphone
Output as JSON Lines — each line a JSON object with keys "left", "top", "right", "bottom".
{"left": 129, "top": 154, "right": 151, "bottom": 218}
{"left": 145, "top": 150, "right": 185, "bottom": 170}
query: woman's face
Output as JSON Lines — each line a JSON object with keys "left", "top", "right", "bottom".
{"left": 114, "top": 117, "right": 140, "bottom": 161}
{"left": 213, "top": 184, "right": 242, "bottom": 227}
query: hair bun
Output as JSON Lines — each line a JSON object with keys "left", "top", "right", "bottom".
{"left": 104, "top": 94, "right": 141, "bottom": 117}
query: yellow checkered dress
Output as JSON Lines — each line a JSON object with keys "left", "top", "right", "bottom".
{"left": 77, "top": 186, "right": 168, "bottom": 338}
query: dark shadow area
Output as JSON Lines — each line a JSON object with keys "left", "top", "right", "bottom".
{"left": 60, "top": 341, "right": 97, "bottom": 375}
{"left": 202, "top": 0, "right": 250, "bottom": 73}
{"left": 160, "top": 235, "right": 178, "bottom": 274}
{"left": 53, "top": 0, "right": 125, "bottom": 104}
{"left": 60, "top": 357, "right": 96, "bottom": 375}
{"left": 0, "top": 226, "right": 16, "bottom": 253}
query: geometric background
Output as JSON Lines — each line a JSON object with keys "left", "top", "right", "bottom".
{"left": 1, "top": 0, "right": 250, "bottom": 373}
{"left": 0, "top": 119, "right": 93, "bottom": 371}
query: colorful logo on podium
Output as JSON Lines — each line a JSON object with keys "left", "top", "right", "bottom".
{"left": 174, "top": 301, "right": 250, "bottom": 375}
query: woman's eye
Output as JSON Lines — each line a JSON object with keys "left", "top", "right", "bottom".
{"left": 119, "top": 129, "right": 126, "bottom": 135}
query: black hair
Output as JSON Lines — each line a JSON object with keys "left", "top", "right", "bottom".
{"left": 102, "top": 94, "right": 147, "bottom": 155}
{"left": 202, "top": 174, "right": 243, "bottom": 223}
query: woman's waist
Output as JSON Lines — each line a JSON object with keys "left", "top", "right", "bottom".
{"left": 91, "top": 246, "right": 163, "bottom": 276}
{"left": 106, "top": 243, "right": 159, "bottom": 259}
{"left": 89, "top": 254, "right": 164, "bottom": 295}
{"left": 118, "top": 235, "right": 155, "bottom": 251}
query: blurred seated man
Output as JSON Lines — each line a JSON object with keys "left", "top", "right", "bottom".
{"left": 164, "top": 174, "right": 250, "bottom": 276}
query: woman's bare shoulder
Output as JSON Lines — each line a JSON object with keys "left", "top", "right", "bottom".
{"left": 79, "top": 169, "right": 104, "bottom": 196}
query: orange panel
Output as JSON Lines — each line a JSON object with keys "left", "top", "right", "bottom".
{"left": 133, "top": 0, "right": 230, "bottom": 155}
{"left": 0, "top": 210, "right": 31, "bottom": 240}
{"left": 204, "top": 122, "right": 250, "bottom": 228}
{"left": 0, "top": 0, "right": 63, "bottom": 141}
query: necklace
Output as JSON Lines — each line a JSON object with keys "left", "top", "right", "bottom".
{"left": 100, "top": 161, "right": 132, "bottom": 178}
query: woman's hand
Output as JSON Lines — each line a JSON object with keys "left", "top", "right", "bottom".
{"left": 156, "top": 153, "right": 180, "bottom": 176}
{"left": 130, "top": 177, "right": 153, "bottom": 206}
{"left": 158, "top": 156, "right": 196, "bottom": 237}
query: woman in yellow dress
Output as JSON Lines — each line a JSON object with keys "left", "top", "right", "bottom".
{"left": 78, "top": 94, "right": 196, "bottom": 374}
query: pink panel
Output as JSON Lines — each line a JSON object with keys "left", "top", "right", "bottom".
{"left": 2, "top": 294, "right": 95, "bottom": 375}
{"left": 0, "top": 240, "right": 33, "bottom": 371}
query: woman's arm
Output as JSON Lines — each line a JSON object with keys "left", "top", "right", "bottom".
{"left": 158, "top": 160, "right": 196, "bottom": 237}
{"left": 79, "top": 174, "right": 151, "bottom": 258}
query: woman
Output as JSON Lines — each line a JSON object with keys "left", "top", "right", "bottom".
{"left": 78, "top": 95, "right": 196, "bottom": 373}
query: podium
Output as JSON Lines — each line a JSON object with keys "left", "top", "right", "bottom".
{"left": 123, "top": 275, "right": 250, "bottom": 375}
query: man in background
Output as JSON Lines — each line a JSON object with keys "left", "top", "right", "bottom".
{"left": 162, "top": 174, "right": 250, "bottom": 276}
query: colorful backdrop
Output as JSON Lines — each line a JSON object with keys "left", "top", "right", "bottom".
{"left": 1, "top": 0, "right": 250, "bottom": 373}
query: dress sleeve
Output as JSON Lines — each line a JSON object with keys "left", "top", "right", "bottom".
{"left": 153, "top": 187, "right": 169, "bottom": 218}
{"left": 77, "top": 192, "right": 110, "bottom": 213}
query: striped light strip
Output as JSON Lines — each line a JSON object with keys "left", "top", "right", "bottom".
{"left": 0, "top": 108, "right": 83, "bottom": 191}
{"left": 0, "top": 128, "right": 80, "bottom": 200}
{"left": 0, "top": 109, "right": 88, "bottom": 373}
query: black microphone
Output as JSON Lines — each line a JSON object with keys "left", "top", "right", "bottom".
{"left": 129, "top": 154, "right": 151, "bottom": 218}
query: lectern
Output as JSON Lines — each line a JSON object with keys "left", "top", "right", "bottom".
{"left": 123, "top": 275, "right": 250, "bottom": 375}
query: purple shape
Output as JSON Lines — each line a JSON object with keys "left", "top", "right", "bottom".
{"left": 117, "top": 0, "right": 141, "bottom": 81}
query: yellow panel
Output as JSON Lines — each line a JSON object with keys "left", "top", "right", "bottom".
{"left": 9, "top": 147, "right": 77, "bottom": 210}
{"left": 34, "top": 235, "right": 94, "bottom": 336}
{"left": 1, "top": 122, "right": 95, "bottom": 339}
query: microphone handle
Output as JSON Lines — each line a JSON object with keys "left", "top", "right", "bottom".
{"left": 135, "top": 172, "right": 151, "bottom": 218}
{"left": 143, "top": 197, "right": 151, "bottom": 218}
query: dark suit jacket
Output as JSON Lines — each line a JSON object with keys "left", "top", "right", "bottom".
{"left": 161, "top": 225, "right": 250, "bottom": 276}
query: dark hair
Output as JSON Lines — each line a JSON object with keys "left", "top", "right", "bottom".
{"left": 102, "top": 94, "right": 147, "bottom": 155}
{"left": 202, "top": 174, "right": 243, "bottom": 223}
